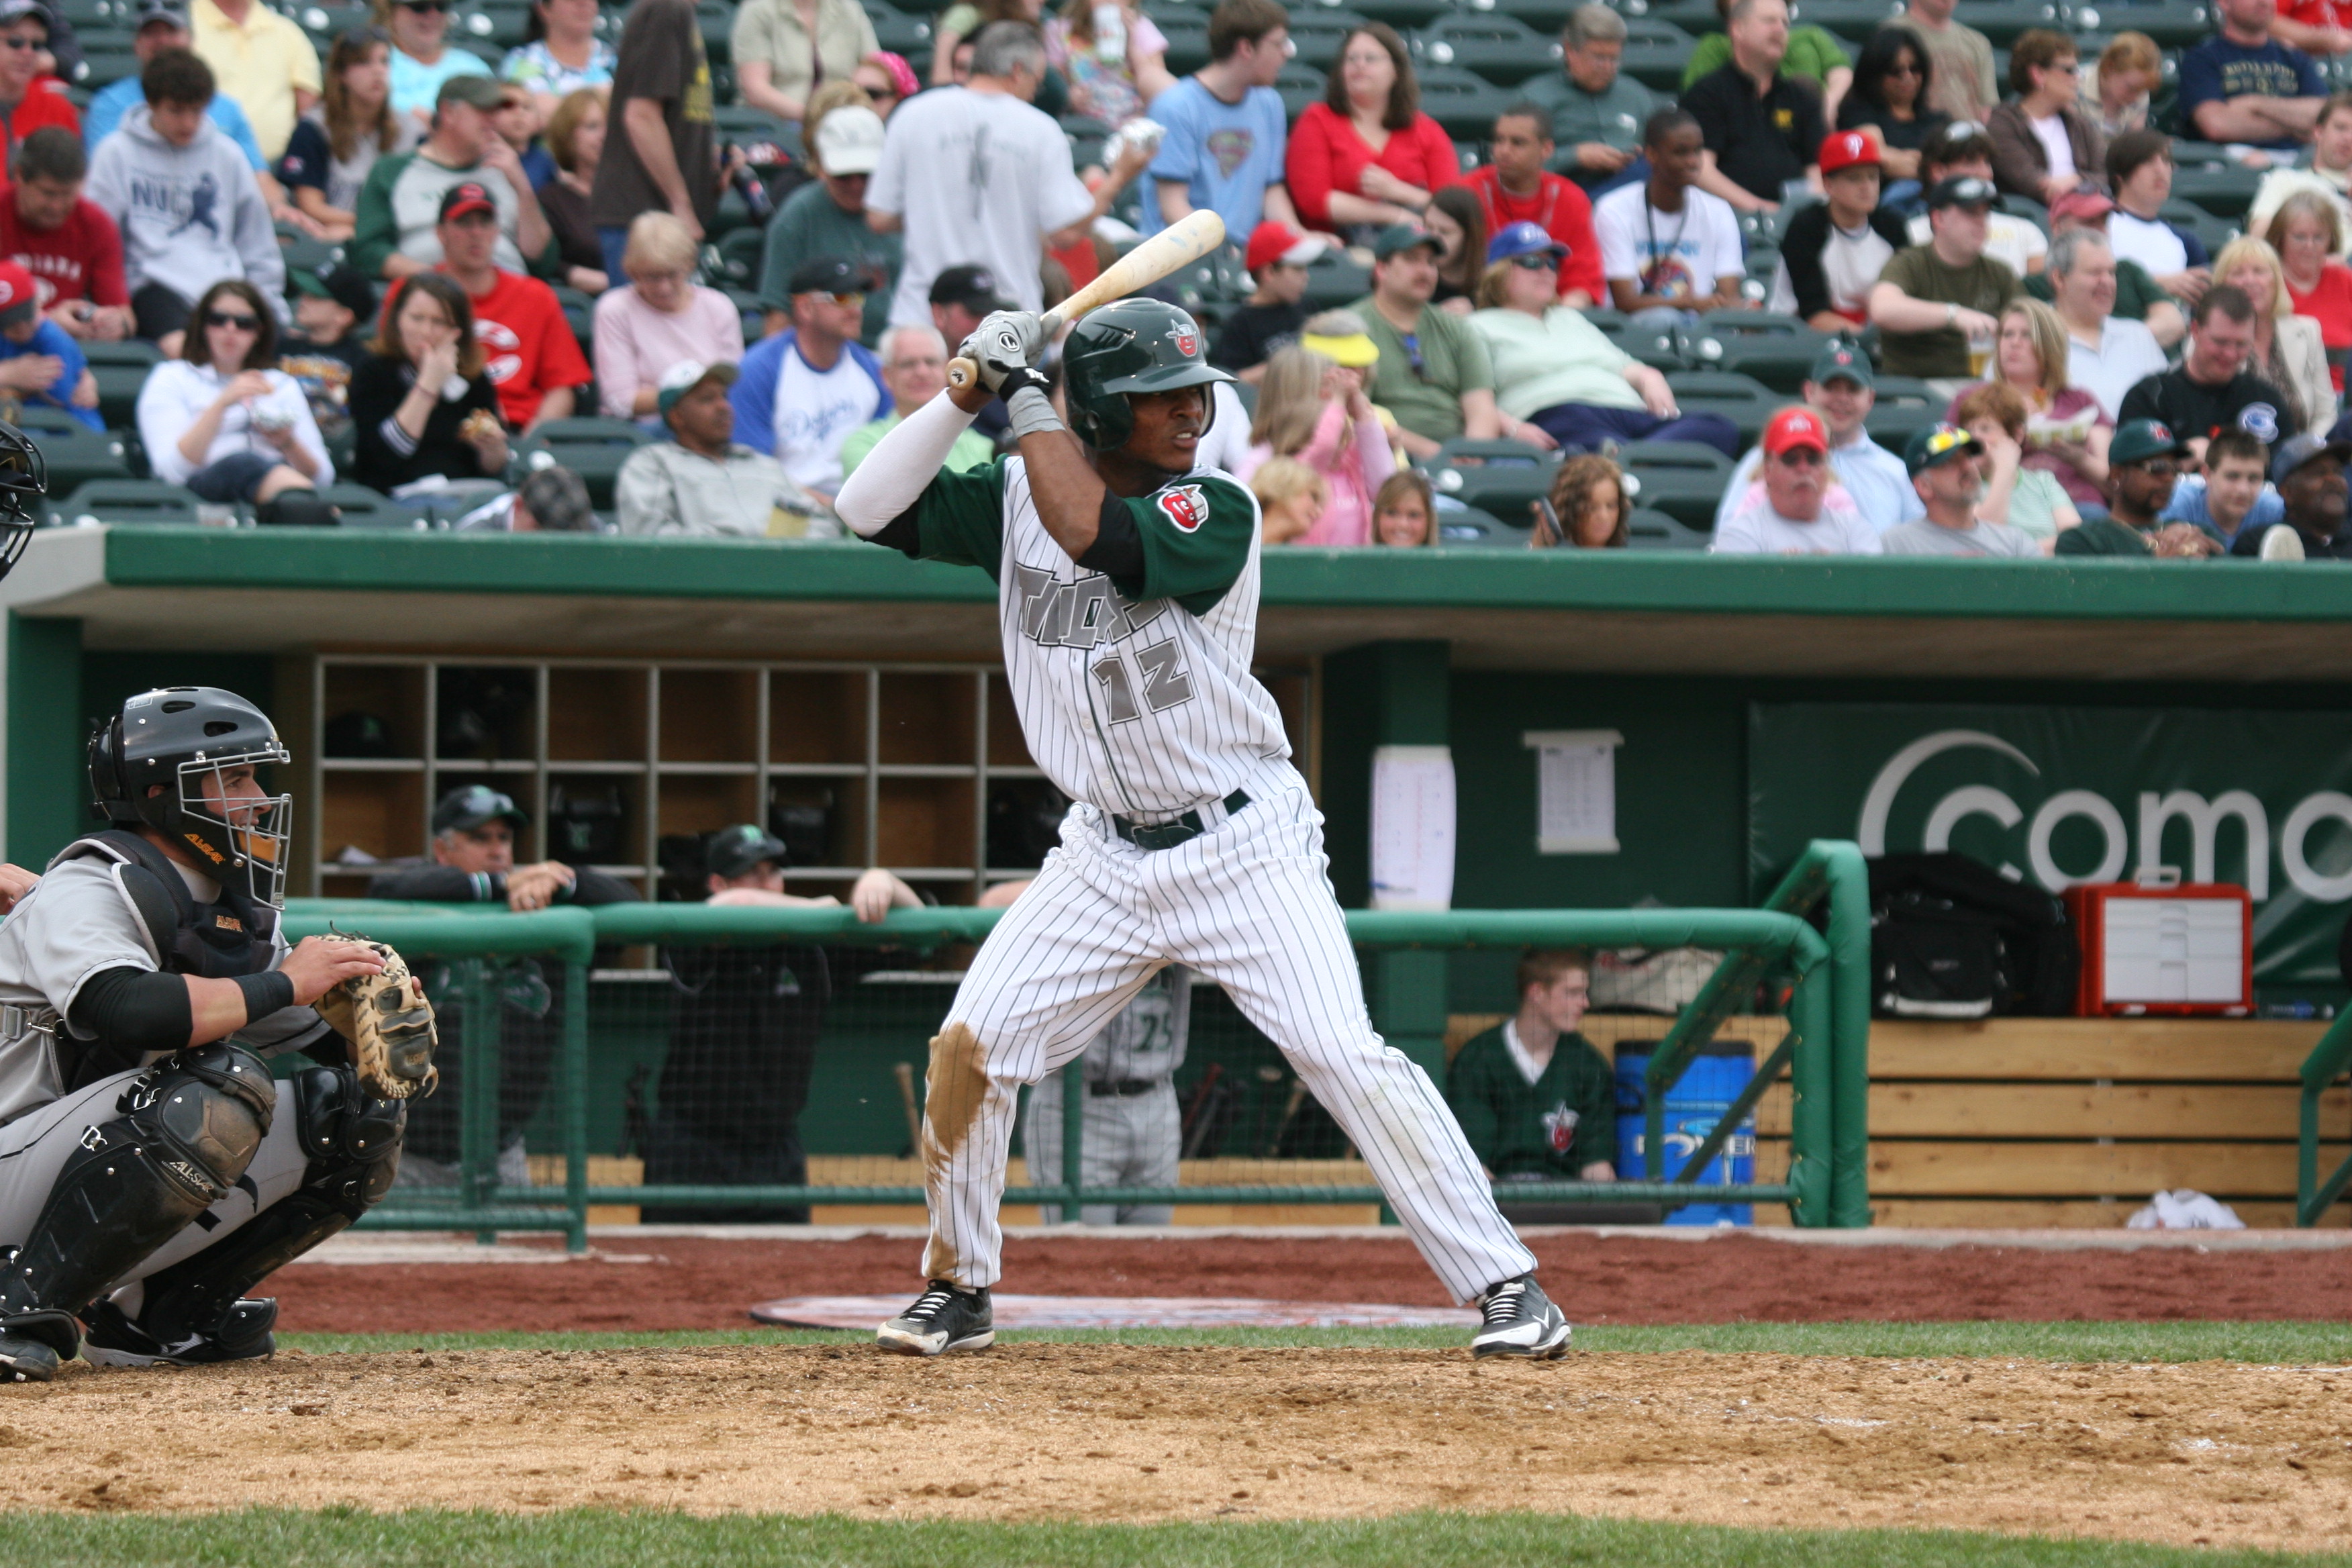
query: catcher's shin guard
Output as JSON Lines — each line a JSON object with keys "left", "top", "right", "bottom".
{"left": 0, "top": 1042, "right": 275, "bottom": 1377}
{"left": 126, "top": 1065, "right": 401, "bottom": 1349}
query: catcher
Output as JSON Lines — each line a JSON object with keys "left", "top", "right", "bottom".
{"left": 0, "top": 687, "right": 437, "bottom": 1381}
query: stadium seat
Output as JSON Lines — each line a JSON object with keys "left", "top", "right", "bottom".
{"left": 1606, "top": 321, "right": 1685, "bottom": 371}
{"left": 1664, "top": 370, "right": 1781, "bottom": 446}
{"left": 10, "top": 409, "right": 134, "bottom": 495}
{"left": 1412, "top": 13, "right": 1561, "bottom": 89}
{"left": 46, "top": 479, "right": 204, "bottom": 530}
{"left": 1963, "top": 1, "right": 2067, "bottom": 46}
{"left": 1275, "top": 63, "right": 1328, "bottom": 118}
{"left": 72, "top": 45, "right": 138, "bottom": 88}
{"left": 2075, "top": 0, "right": 2214, "bottom": 48}
{"left": 1617, "top": 440, "right": 1732, "bottom": 529}
{"left": 453, "top": 4, "right": 529, "bottom": 49}
{"left": 1685, "top": 313, "right": 1834, "bottom": 395}
{"left": 1300, "top": 247, "right": 1371, "bottom": 309}
{"left": 1863, "top": 374, "right": 1943, "bottom": 448}
{"left": 278, "top": 231, "right": 344, "bottom": 279}
{"left": 1408, "top": 63, "right": 1514, "bottom": 139}
{"left": 317, "top": 484, "right": 422, "bottom": 530}
{"left": 1477, "top": 0, "right": 1583, "bottom": 35}
{"left": 83, "top": 338, "right": 158, "bottom": 431}
{"left": 514, "top": 419, "right": 655, "bottom": 511}
{"left": 2170, "top": 163, "right": 2263, "bottom": 221}
{"left": 2160, "top": 197, "right": 2242, "bottom": 258}
{"left": 1284, "top": 9, "right": 1370, "bottom": 70}
{"left": 713, "top": 225, "right": 766, "bottom": 291}
{"left": 1323, "top": 0, "right": 1455, "bottom": 32}
{"left": 1157, "top": 11, "right": 1211, "bottom": 73}
{"left": 1427, "top": 438, "right": 1558, "bottom": 528}
{"left": 859, "top": 0, "right": 930, "bottom": 55}
{"left": 1616, "top": 17, "right": 1697, "bottom": 92}
{"left": 1624, "top": 505, "right": 1712, "bottom": 550}
{"left": 1430, "top": 495, "right": 1522, "bottom": 544}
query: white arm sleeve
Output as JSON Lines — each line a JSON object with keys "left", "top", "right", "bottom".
{"left": 834, "top": 392, "right": 983, "bottom": 538}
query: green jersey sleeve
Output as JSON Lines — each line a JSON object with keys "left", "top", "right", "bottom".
{"left": 899, "top": 458, "right": 1012, "bottom": 577}
{"left": 1107, "top": 471, "right": 1258, "bottom": 616}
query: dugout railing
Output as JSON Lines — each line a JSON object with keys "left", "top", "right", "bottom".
{"left": 2297, "top": 1008, "right": 2352, "bottom": 1226}
{"left": 307, "top": 839, "right": 1873, "bottom": 1249}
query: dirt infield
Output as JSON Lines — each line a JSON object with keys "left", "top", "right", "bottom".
{"left": 5, "top": 1343, "right": 2345, "bottom": 1550}
{"left": 275, "top": 1233, "right": 2352, "bottom": 1333}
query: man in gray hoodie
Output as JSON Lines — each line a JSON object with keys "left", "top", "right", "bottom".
{"left": 84, "top": 48, "right": 283, "bottom": 354}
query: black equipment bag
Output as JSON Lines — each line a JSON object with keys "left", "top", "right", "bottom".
{"left": 1867, "top": 852, "right": 2079, "bottom": 1018}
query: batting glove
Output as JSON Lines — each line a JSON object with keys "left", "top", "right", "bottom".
{"left": 961, "top": 310, "right": 1045, "bottom": 393}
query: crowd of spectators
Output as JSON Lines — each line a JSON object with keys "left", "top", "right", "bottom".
{"left": 0, "top": 0, "right": 2346, "bottom": 563}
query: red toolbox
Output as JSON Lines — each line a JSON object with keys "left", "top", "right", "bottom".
{"left": 2062, "top": 880, "right": 2254, "bottom": 1016}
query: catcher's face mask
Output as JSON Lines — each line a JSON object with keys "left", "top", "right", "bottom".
{"left": 178, "top": 752, "right": 292, "bottom": 908}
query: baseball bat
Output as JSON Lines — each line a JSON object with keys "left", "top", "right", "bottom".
{"left": 944, "top": 209, "right": 1228, "bottom": 393}
{"left": 893, "top": 1061, "right": 922, "bottom": 1157}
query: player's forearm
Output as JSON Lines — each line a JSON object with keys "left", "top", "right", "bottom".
{"left": 834, "top": 389, "right": 984, "bottom": 536}
{"left": 1019, "top": 422, "right": 1109, "bottom": 560}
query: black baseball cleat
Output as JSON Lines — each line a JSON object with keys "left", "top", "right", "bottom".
{"left": 82, "top": 1297, "right": 277, "bottom": 1369}
{"left": 1471, "top": 1275, "right": 1572, "bottom": 1360}
{"left": 876, "top": 1281, "right": 993, "bottom": 1357}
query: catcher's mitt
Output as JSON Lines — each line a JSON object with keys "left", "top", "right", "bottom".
{"left": 315, "top": 938, "right": 440, "bottom": 1100}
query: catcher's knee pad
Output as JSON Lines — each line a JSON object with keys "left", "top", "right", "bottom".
{"left": 291, "top": 1064, "right": 405, "bottom": 1211}
{"left": 0, "top": 1044, "right": 275, "bottom": 1322}
{"left": 131, "top": 1067, "right": 403, "bottom": 1348}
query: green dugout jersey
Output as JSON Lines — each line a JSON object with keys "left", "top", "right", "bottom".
{"left": 1446, "top": 1022, "right": 1619, "bottom": 1178}
{"left": 875, "top": 454, "right": 1294, "bottom": 819}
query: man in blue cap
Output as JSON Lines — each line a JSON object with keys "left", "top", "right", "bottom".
{"left": 1714, "top": 341, "right": 1921, "bottom": 533}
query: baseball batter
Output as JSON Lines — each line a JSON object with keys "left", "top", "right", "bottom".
{"left": 0, "top": 688, "right": 437, "bottom": 1380}
{"left": 835, "top": 298, "right": 1569, "bottom": 1359}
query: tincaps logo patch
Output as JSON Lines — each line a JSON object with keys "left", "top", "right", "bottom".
{"left": 1157, "top": 483, "right": 1209, "bottom": 533}
{"left": 1167, "top": 323, "right": 1199, "bottom": 358}
{"left": 2149, "top": 421, "right": 2173, "bottom": 443}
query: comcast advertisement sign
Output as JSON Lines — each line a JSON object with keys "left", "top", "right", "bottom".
{"left": 1749, "top": 703, "right": 2352, "bottom": 985}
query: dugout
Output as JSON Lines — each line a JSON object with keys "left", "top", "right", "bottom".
{"left": 5, "top": 528, "right": 2352, "bottom": 1226}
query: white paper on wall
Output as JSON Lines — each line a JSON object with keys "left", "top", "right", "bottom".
{"left": 1524, "top": 729, "right": 1623, "bottom": 854}
{"left": 1370, "top": 744, "right": 1455, "bottom": 911}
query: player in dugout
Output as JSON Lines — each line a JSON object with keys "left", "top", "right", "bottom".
{"left": 1447, "top": 948, "right": 1618, "bottom": 1187}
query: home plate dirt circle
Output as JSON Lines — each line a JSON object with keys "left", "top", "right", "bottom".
{"left": 4, "top": 1342, "right": 2345, "bottom": 1550}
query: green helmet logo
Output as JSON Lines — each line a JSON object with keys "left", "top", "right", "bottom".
{"left": 1062, "top": 297, "right": 1236, "bottom": 452}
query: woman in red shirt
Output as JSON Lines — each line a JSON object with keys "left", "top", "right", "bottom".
{"left": 2270, "top": 192, "right": 2352, "bottom": 395}
{"left": 1283, "top": 23, "right": 1459, "bottom": 238}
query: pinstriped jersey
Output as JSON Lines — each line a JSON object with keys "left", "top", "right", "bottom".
{"left": 888, "top": 455, "right": 1290, "bottom": 818}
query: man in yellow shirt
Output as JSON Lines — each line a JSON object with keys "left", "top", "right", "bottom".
{"left": 189, "top": 0, "right": 320, "bottom": 160}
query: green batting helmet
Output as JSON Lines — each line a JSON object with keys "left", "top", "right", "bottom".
{"left": 1062, "top": 297, "right": 1234, "bottom": 452}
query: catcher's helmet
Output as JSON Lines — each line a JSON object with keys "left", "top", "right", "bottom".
{"left": 1063, "top": 297, "right": 1234, "bottom": 453}
{"left": 89, "top": 687, "right": 293, "bottom": 908}
{"left": 0, "top": 422, "right": 44, "bottom": 583}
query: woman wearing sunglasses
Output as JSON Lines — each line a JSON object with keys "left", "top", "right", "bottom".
{"left": 348, "top": 272, "right": 509, "bottom": 493}
{"left": 136, "top": 279, "right": 336, "bottom": 524}
{"left": 1467, "top": 221, "right": 1740, "bottom": 456}
{"left": 377, "top": 0, "right": 494, "bottom": 126}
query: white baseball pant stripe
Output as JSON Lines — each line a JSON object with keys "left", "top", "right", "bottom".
{"left": 920, "top": 775, "right": 1536, "bottom": 1303}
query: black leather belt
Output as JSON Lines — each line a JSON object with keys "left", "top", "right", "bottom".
{"left": 1089, "top": 1078, "right": 1165, "bottom": 1097}
{"left": 1111, "top": 790, "right": 1251, "bottom": 852}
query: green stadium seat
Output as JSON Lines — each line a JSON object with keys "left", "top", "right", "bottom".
{"left": 513, "top": 418, "right": 655, "bottom": 511}
{"left": 713, "top": 224, "right": 766, "bottom": 291}
{"left": 1300, "top": 248, "right": 1371, "bottom": 309}
{"left": 1863, "top": 373, "right": 1942, "bottom": 448}
{"left": 452, "top": 4, "right": 529, "bottom": 49}
{"left": 1475, "top": 0, "right": 1582, "bottom": 36}
{"left": 1283, "top": 8, "right": 1370, "bottom": 72}
{"left": 697, "top": 0, "right": 734, "bottom": 65}
{"left": 2160, "top": 197, "right": 2241, "bottom": 258}
{"left": 1618, "top": 440, "right": 1734, "bottom": 529}
{"left": 83, "top": 338, "right": 158, "bottom": 431}
{"left": 1430, "top": 496, "right": 1522, "bottom": 544}
{"left": 1624, "top": 505, "right": 1712, "bottom": 550}
{"left": 1606, "top": 322, "right": 1685, "bottom": 372}
{"left": 1406, "top": 63, "right": 1514, "bottom": 139}
{"left": 1616, "top": 17, "right": 1698, "bottom": 93}
{"left": 46, "top": 479, "right": 204, "bottom": 530}
{"left": 2170, "top": 163, "right": 2262, "bottom": 221}
{"left": 1664, "top": 369, "right": 1780, "bottom": 446}
{"left": 1274, "top": 63, "right": 1328, "bottom": 118}
{"left": 317, "top": 483, "right": 421, "bottom": 529}
{"left": 1157, "top": 12, "right": 1211, "bottom": 73}
{"left": 72, "top": 46, "right": 138, "bottom": 89}
{"left": 1412, "top": 14, "right": 1561, "bottom": 89}
{"left": 1305, "top": 0, "right": 1454, "bottom": 33}
{"left": 1687, "top": 315, "right": 1838, "bottom": 395}
{"left": 1428, "top": 438, "right": 1557, "bottom": 528}
{"left": 1778, "top": 0, "right": 1899, "bottom": 50}
{"left": 2071, "top": 0, "right": 2212, "bottom": 48}
{"left": 860, "top": 1, "right": 931, "bottom": 55}
{"left": 9, "top": 409, "right": 134, "bottom": 494}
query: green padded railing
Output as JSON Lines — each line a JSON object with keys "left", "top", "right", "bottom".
{"left": 296, "top": 855, "right": 1875, "bottom": 1249}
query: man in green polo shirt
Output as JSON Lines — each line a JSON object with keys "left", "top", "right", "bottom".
{"left": 1446, "top": 950, "right": 1618, "bottom": 1183}
{"left": 2022, "top": 191, "right": 2187, "bottom": 345}
{"left": 1349, "top": 222, "right": 1502, "bottom": 460}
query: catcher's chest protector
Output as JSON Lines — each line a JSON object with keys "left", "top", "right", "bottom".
{"left": 59, "top": 831, "right": 279, "bottom": 982}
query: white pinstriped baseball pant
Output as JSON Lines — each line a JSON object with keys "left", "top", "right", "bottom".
{"left": 918, "top": 769, "right": 1536, "bottom": 1304}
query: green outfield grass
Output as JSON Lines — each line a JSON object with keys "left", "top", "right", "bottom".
{"left": 0, "top": 1509, "right": 2343, "bottom": 1568}
{"left": 278, "top": 1320, "right": 2352, "bottom": 1363}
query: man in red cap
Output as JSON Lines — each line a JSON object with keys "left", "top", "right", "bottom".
{"left": 1463, "top": 104, "right": 1604, "bottom": 307}
{"left": 1208, "top": 219, "right": 1325, "bottom": 383}
{"left": 1711, "top": 404, "right": 1883, "bottom": 553}
{"left": 0, "top": 255, "right": 98, "bottom": 426}
{"left": 433, "top": 179, "right": 587, "bottom": 434}
{"left": 1768, "top": 130, "right": 1909, "bottom": 330}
